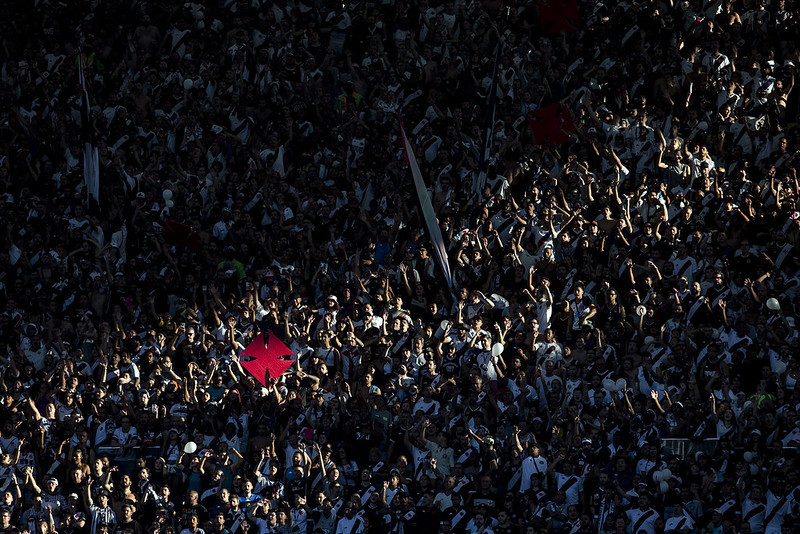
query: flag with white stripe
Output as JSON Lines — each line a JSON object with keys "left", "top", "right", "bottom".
{"left": 475, "top": 41, "right": 502, "bottom": 195}
{"left": 78, "top": 52, "right": 100, "bottom": 205}
{"left": 398, "top": 117, "right": 453, "bottom": 288}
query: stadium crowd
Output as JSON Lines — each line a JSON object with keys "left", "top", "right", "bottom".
{"left": 1, "top": 0, "right": 800, "bottom": 533}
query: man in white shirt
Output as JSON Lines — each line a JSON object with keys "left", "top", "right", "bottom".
{"left": 212, "top": 208, "right": 233, "bottom": 241}
{"left": 413, "top": 385, "right": 441, "bottom": 416}
{"left": 553, "top": 460, "right": 583, "bottom": 507}
{"left": 764, "top": 480, "right": 794, "bottom": 534}
{"left": 335, "top": 502, "right": 364, "bottom": 534}
{"left": 670, "top": 242, "right": 698, "bottom": 284}
{"left": 464, "top": 509, "right": 495, "bottom": 534}
{"left": 625, "top": 492, "right": 659, "bottom": 534}
{"left": 420, "top": 426, "right": 454, "bottom": 476}
{"left": 663, "top": 501, "right": 694, "bottom": 533}
{"left": 0, "top": 421, "right": 19, "bottom": 454}
{"left": 741, "top": 484, "right": 766, "bottom": 534}
{"left": 111, "top": 416, "right": 140, "bottom": 460}
{"left": 518, "top": 438, "right": 548, "bottom": 493}
{"left": 703, "top": 41, "right": 732, "bottom": 80}
{"left": 433, "top": 476, "right": 458, "bottom": 510}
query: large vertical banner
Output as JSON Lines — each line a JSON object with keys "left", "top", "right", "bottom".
{"left": 474, "top": 42, "right": 503, "bottom": 195}
{"left": 78, "top": 53, "right": 100, "bottom": 205}
{"left": 398, "top": 118, "right": 453, "bottom": 289}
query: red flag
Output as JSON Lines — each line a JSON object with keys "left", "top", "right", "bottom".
{"left": 528, "top": 102, "right": 577, "bottom": 145}
{"left": 239, "top": 331, "right": 295, "bottom": 386}
{"left": 164, "top": 219, "right": 202, "bottom": 254}
{"left": 539, "top": 0, "right": 579, "bottom": 33}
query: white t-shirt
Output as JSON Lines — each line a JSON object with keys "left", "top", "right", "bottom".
{"left": 111, "top": 426, "right": 139, "bottom": 458}
{"left": 555, "top": 472, "right": 583, "bottom": 506}
{"left": 476, "top": 351, "right": 499, "bottom": 382}
{"left": 413, "top": 398, "right": 440, "bottom": 416}
{"left": 520, "top": 455, "right": 548, "bottom": 492}
{"left": 335, "top": 515, "right": 364, "bottom": 534}
{"left": 664, "top": 513, "right": 694, "bottom": 532}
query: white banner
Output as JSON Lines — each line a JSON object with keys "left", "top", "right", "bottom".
{"left": 78, "top": 54, "right": 100, "bottom": 204}
{"left": 398, "top": 118, "right": 453, "bottom": 288}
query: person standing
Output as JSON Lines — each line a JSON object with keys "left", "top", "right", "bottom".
{"left": 86, "top": 488, "right": 116, "bottom": 534}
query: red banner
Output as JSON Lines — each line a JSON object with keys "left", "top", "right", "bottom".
{"left": 528, "top": 102, "right": 577, "bottom": 145}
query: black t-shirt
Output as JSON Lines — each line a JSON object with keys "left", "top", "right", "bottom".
{"left": 117, "top": 519, "right": 145, "bottom": 534}
{"left": 208, "top": 501, "right": 231, "bottom": 520}
{"left": 387, "top": 423, "right": 414, "bottom": 462}
{"left": 0, "top": 505, "right": 19, "bottom": 528}
{"left": 493, "top": 523, "right": 520, "bottom": 534}
{"left": 285, "top": 476, "right": 309, "bottom": 501}
{"left": 260, "top": 477, "right": 284, "bottom": 502}
{"left": 409, "top": 506, "right": 445, "bottom": 534}
{"left": 224, "top": 506, "right": 244, "bottom": 525}
{"left": 729, "top": 251, "right": 760, "bottom": 276}
{"left": 705, "top": 283, "right": 729, "bottom": 306}
{"left": 180, "top": 503, "right": 208, "bottom": 524}
{"left": 470, "top": 488, "right": 498, "bottom": 509}
{"left": 441, "top": 354, "right": 460, "bottom": 378}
